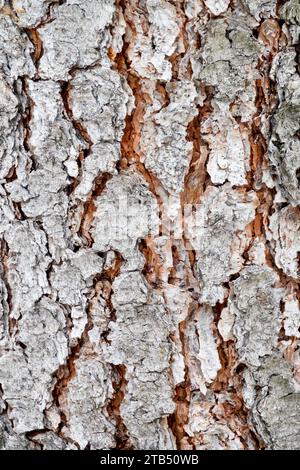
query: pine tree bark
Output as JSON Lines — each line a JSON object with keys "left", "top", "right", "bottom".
{"left": 0, "top": 0, "right": 299, "bottom": 450}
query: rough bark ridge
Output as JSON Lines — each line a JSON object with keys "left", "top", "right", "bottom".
{"left": 0, "top": 0, "right": 299, "bottom": 450}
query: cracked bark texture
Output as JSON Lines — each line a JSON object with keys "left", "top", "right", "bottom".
{"left": 0, "top": 0, "right": 299, "bottom": 451}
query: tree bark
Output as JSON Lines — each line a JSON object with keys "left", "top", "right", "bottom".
{"left": 0, "top": 0, "right": 299, "bottom": 450}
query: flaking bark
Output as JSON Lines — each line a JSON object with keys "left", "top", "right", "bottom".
{"left": 0, "top": 0, "right": 299, "bottom": 450}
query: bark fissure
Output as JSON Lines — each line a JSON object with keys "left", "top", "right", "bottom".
{"left": 0, "top": 0, "right": 299, "bottom": 451}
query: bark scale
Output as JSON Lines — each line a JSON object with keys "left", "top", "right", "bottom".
{"left": 0, "top": 0, "right": 299, "bottom": 450}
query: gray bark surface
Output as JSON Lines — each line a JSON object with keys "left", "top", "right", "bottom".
{"left": 0, "top": 0, "right": 299, "bottom": 450}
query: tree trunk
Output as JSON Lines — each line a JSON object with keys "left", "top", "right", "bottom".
{"left": 0, "top": 0, "right": 299, "bottom": 451}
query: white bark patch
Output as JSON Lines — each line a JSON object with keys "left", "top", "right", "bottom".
{"left": 0, "top": 14, "right": 35, "bottom": 79}
{"left": 5, "top": 80, "right": 82, "bottom": 258}
{"left": 92, "top": 171, "right": 159, "bottom": 258}
{"left": 242, "top": 1, "right": 277, "bottom": 21}
{"left": 248, "top": 355, "right": 300, "bottom": 450}
{"left": 4, "top": 221, "right": 51, "bottom": 316}
{"left": 231, "top": 266, "right": 282, "bottom": 367}
{"left": 12, "top": 0, "right": 59, "bottom": 28}
{"left": 283, "top": 293, "right": 300, "bottom": 338}
{"left": 125, "top": 0, "right": 181, "bottom": 81}
{"left": 0, "top": 298, "right": 68, "bottom": 433}
{"left": 218, "top": 307, "right": 234, "bottom": 342}
{"left": 0, "top": 76, "right": 20, "bottom": 179}
{"left": 204, "top": 0, "right": 230, "bottom": 16}
{"left": 142, "top": 81, "right": 198, "bottom": 194}
{"left": 188, "top": 184, "right": 258, "bottom": 305}
{"left": 204, "top": 111, "right": 250, "bottom": 185}
{"left": 267, "top": 206, "right": 300, "bottom": 279}
{"left": 59, "top": 353, "right": 115, "bottom": 450}
{"left": 267, "top": 49, "right": 300, "bottom": 204}
{"left": 69, "top": 66, "right": 133, "bottom": 199}
{"left": 196, "top": 306, "right": 221, "bottom": 383}
{"left": 39, "top": 0, "right": 116, "bottom": 80}
{"left": 0, "top": 0, "right": 299, "bottom": 451}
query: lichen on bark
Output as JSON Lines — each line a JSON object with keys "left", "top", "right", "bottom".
{"left": 0, "top": 0, "right": 299, "bottom": 451}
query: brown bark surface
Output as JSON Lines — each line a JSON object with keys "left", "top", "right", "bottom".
{"left": 0, "top": 0, "right": 299, "bottom": 450}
